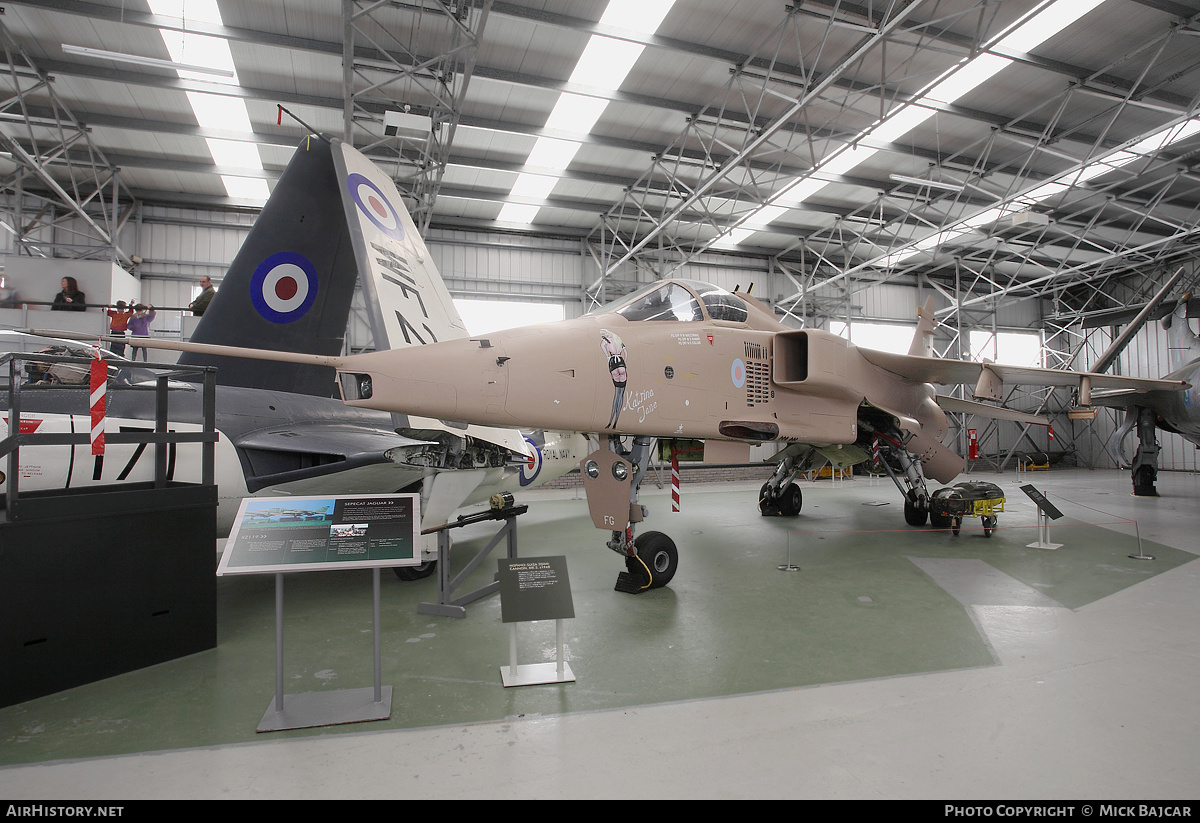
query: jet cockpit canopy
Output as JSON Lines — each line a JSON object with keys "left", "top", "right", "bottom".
{"left": 611, "top": 280, "right": 748, "bottom": 324}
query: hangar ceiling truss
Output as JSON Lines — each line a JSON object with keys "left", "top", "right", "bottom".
{"left": 0, "top": 0, "right": 1194, "bottom": 326}
{"left": 341, "top": 0, "right": 492, "bottom": 233}
{"left": 0, "top": 17, "right": 135, "bottom": 266}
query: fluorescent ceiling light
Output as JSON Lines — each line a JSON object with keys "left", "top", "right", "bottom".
{"left": 61, "top": 44, "right": 234, "bottom": 78}
{"left": 889, "top": 174, "right": 965, "bottom": 192}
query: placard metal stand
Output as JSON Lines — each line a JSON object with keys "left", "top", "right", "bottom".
{"left": 257, "top": 569, "right": 392, "bottom": 732}
{"left": 216, "top": 492, "right": 419, "bottom": 733}
{"left": 500, "top": 619, "right": 575, "bottom": 687}
{"left": 497, "top": 556, "right": 575, "bottom": 687}
{"left": 1021, "top": 484, "right": 1064, "bottom": 551}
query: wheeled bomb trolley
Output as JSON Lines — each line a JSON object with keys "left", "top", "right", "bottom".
{"left": 929, "top": 481, "right": 1006, "bottom": 537}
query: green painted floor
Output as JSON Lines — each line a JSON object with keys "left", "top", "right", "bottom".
{"left": 1, "top": 476, "right": 1191, "bottom": 767}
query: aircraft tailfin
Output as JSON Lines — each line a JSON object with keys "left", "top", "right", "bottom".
{"left": 179, "top": 137, "right": 359, "bottom": 397}
{"left": 908, "top": 296, "right": 937, "bottom": 357}
{"left": 328, "top": 138, "right": 528, "bottom": 456}
{"left": 1163, "top": 290, "right": 1200, "bottom": 375}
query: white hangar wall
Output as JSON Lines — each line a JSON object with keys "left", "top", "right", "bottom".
{"left": 1, "top": 207, "right": 1195, "bottom": 474}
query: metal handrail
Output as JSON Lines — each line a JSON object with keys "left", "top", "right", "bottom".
{"left": 0, "top": 352, "right": 218, "bottom": 519}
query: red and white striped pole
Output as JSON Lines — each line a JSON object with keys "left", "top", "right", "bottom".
{"left": 89, "top": 352, "right": 106, "bottom": 455}
{"left": 671, "top": 448, "right": 680, "bottom": 512}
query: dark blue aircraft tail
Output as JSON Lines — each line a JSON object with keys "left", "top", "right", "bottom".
{"left": 178, "top": 137, "right": 358, "bottom": 397}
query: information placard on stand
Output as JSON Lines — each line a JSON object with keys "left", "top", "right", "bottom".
{"left": 1020, "top": 484, "right": 1064, "bottom": 550}
{"left": 218, "top": 494, "right": 420, "bottom": 731}
{"left": 497, "top": 556, "right": 575, "bottom": 687}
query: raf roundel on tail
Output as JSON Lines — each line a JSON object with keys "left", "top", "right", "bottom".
{"left": 347, "top": 172, "right": 405, "bottom": 241}
{"left": 251, "top": 251, "right": 319, "bottom": 323}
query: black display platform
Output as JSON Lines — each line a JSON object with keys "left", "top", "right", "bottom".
{"left": 0, "top": 482, "right": 217, "bottom": 708}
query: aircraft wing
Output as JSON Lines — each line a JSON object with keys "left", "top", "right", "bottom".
{"left": 935, "top": 395, "right": 1049, "bottom": 426}
{"left": 858, "top": 349, "right": 1190, "bottom": 394}
{"left": 232, "top": 420, "right": 433, "bottom": 493}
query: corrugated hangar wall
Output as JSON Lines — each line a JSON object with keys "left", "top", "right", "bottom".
{"left": 2, "top": 207, "right": 1196, "bottom": 473}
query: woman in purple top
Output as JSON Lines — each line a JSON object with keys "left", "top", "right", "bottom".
{"left": 128, "top": 304, "right": 156, "bottom": 361}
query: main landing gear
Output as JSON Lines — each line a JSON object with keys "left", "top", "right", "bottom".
{"left": 1110, "top": 406, "right": 1162, "bottom": 497}
{"left": 1131, "top": 407, "right": 1160, "bottom": 497}
{"left": 868, "top": 426, "right": 933, "bottom": 529}
{"left": 580, "top": 435, "right": 680, "bottom": 594}
{"left": 759, "top": 444, "right": 824, "bottom": 517}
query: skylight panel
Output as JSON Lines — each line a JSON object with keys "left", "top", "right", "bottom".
{"left": 498, "top": 203, "right": 543, "bottom": 223}
{"left": 500, "top": 0, "right": 678, "bottom": 225}
{"left": 821, "top": 145, "right": 879, "bottom": 176}
{"left": 600, "top": 0, "right": 675, "bottom": 34}
{"left": 996, "top": 0, "right": 1107, "bottom": 53}
{"left": 158, "top": 31, "right": 238, "bottom": 85}
{"left": 1129, "top": 119, "right": 1200, "bottom": 155}
{"left": 729, "top": 1, "right": 1112, "bottom": 245}
{"left": 922, "top": 53, "right": 1010, "bottom": 105}
{"left": 187, "top": 92, "right": 253, "bottom": 132}
{"left": 569, "top": 38, "right": 644, "bottom": 92}
{"left": 147, "top": 0, "right": 267, "bottom": 203}
{"left": 509, "top": 174, "right": 558, "bottom": 200}
{"left": 869, "top": 105, "right": 936, "bottom": 144}
{"left": 147, "top": 0, "right": 224, "bottom": 25}
{"left": 545, "top": 93, "right": 609, "bottom": 134}
{"left": 527, "top": 137, "right": 584, "bottom": 170}
{"left": 206, "top": 138, "right": 265, "bottom": 170}
{"left": 221, "top": 176, "right": 270, "bottom": 200}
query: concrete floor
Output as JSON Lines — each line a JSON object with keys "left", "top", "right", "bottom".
{"left": 1, "top": 467, "right": 1197, "bottom": 799}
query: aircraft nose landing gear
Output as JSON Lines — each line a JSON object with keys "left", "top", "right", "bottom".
{"left": 581, "top": 435, "right": 679, "bottom": 594}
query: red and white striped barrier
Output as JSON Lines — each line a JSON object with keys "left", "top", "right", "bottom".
{"left": 89, "top": 355, "right": 106, "bottom": 455}
{"left": 671, "top": 449, "right": 680, "bottom": 512}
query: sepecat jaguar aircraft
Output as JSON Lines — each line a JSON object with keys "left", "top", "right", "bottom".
{"left": 41, "top": 136, "right": 1189, "bottom": 594}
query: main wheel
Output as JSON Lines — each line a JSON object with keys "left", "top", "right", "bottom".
{"left": 630, "top": 531, "right": 678, "bottom": 589}
{"left": 758, "top": 482, "right": 775, "bottom": 516}
{"left": 982, "top": 516, "right": 997, "bottom": 538}
{"left": 904, "top": 500, "right": 928, "bottom": 527}
{"left": 930, "top": 510, "right": 950, "bottom": 529}
{"left": 1132, "top": 465, "right": 1157, "bottom": 496}
{"left": 781, "top": 483, "right": 803, "bottom": 516}
{"left": 394, "top": 560, "right": 437, "bottom": 581}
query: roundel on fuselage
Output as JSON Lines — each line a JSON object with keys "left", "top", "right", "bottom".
{"left": 519, "top": 436, "right": 543, "bottom": 487}
{"left": 731, "top": 357, "right": 746, "bottom": 388}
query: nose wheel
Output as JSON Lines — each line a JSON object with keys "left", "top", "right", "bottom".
{"left": 615, "top": 531, "right": 678, "bottom": 593}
